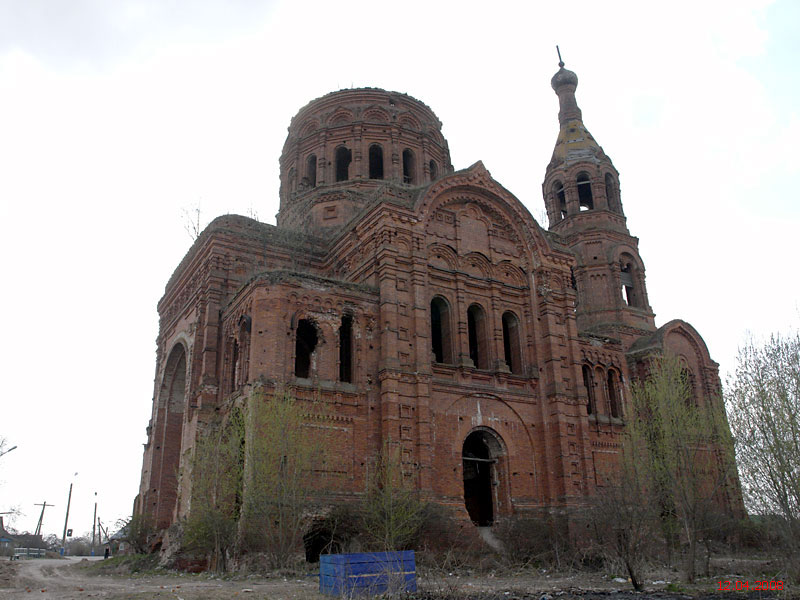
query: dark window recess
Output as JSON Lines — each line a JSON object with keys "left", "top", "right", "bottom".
{"left": 230, "top": 339, "right": 239, "bottom": 393}
{"left": 577, "top": 172, "right": 593, "bottom": 210}
{"left": 501, "top": 312, "right": 522, "bottom": 375}
{"left": 429, "top": 160, "right": 438, "bottom": 180}
{"left": 555, "top": 181, "right": 567, "bottom": 218}
{"left": 339, "top": 314, "right": 353, "bottom": 383}
{"left": 621, "top": 261, "right": 636, "bottom": 306}
{"left": 368, "top": 145, "right": 383, "bottom": 179}
{"left": 402, "top": 148, "right": 415, "bottom": 184}
{"left": 335, "top": 146, "right": 351, "bottom": 182}
{"left": 307, "top": 154, "right": 317, "bottom": 187}
{"left": 583, "top": 364, "right": 594, "bottom": 415}
{"left": 430, "top": 297, "right": 453, "bottom": 364}
{"left": 607, "top": 370, "right": 620, "bottom": 418}
{"left": 467, "top": 304, "right": 488, "bottom": 369}
{"left": 295, "top": 319, "right": 318, "bottom": 378}
{"left": 605, "top": 173, "right": 616, "bottom": 212}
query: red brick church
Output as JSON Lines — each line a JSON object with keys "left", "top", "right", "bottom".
{"left": 135, "top": 62, "right": 735, "bottom": 534}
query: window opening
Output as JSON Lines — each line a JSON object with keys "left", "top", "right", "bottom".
{"left": 402, "top": 148, "right": 415, "bottom": 184}
{"left": 368, "top": 144, "right": 383, "bottom": 179}
{"left": 429, "top": 160, "right": 438, "bottom": 180}
{"left": 430, "top": 297, "right": 453, "bottom": 364}
{"left": 620, "top": 260, "right": 636, "bottom": 306}
{"left": 230, "top": 339, "right": 239, "bottom": 393}
{"left": 335, "top": 146, "right": 351, "bottom": 182}
{"left": 295, "top": 319, "right": 318, "bottom": 378}
{"left": 607, "top": 370, "right": 620, "bottom": 418}
{"left": 577, "top": 172, "right": 593, "bottom": 210}
{"left": 307, "top": 155, "right": 317, "bottom": 187}
{"left": 339, "top": 314, "right": 353, "bottom": 383}
{"left": 462, "top": 431, "right": 497, "bottom": 526}
{"left": 582, "top": 364, "right": 594, "bottom": 415}
{"left": 604, "top": 173, "right": 616, "bottom": 212}
{"left": 467, "top": 304, "right": 488, "bottom": 369}
{"left": 501, "top": 311, "right": 522, "bottom": 375}
{"left": 555, "top": 181, "right": 567, "bottom": 219}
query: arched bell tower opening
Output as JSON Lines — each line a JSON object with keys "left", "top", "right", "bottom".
{"left": 462, "top": 428, "right": 505, "bottom": 526}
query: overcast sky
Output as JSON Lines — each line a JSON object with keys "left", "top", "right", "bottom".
{"left": 1, "top": 0, "right": 797, "bottom": 539}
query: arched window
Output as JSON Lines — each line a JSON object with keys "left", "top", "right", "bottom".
{"left": 620, "top": 254, "right": 640, "bottom": 307}
{"left": 681, "top": 364, "right": 698, "bottom": 406}
{"left": 339, "top": 314, "right": 353, "bottom": 383}
{"left": 430, "top": 296, "right": 453, "bottom": 364}
{"left": 368, "top": 144, "right": 383, "bottom": 179}
{"left": 306, "top": 154, "right": 317, "bottom": 188}
{"left": 429, "top": 160, "right": 438, "bottom": 181}
{"left": 604, "top": 173, "right": 617, "bottom": 212}
{"left": 335, "top": 146, "right": 351, "bottom": 182}
{"left": 501, "top": 311, "right": 523, "bottom": 375}
{"left": 234, "top": 316, "right": 251, "bottom": 390}
{"left": 582, "top": 365, "right": 595, "bottom": 415}
{"left": 554, "top": 181, "right": 567, "bottom": 219}
{"left": 402, "top": 148, "right": 415, "bottom": 184}
{"left": 295, "top": 319, "right": 318, "bottom": 378}
{"left": 607, "top": 369, "right": 621, "bottom": 418}
{"left": 577, "top": 172, "right": 593, "bottom": 210}
{"left": 467, "top": 304, "right": 488, "bottom": 369}
{"left": 229, "top": 338, "right": 239, "bottom": 393}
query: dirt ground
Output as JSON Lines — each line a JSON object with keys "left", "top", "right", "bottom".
{"left": 0, "top": 557, "right": 795, "bottom": 600}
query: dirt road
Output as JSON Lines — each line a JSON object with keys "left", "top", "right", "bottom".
{"left": 0, "top": 558, "right": 793, "bottom": 599}
{"left": 0, "top": 557, "right": 321, "bottom": 599}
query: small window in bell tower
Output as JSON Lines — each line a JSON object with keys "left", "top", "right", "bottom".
{"left": 620, "top": 257, "right": 639, "bottom": 307}
{"left": 554, "top": 181, "right": 567, "bottom": 219}
{"left": 577, "top": 172, "right": 593, "bottom": 210}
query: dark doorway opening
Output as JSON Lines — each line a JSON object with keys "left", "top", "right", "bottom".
{"left": 463, "top": 430, "right": 497, "bottom": 526}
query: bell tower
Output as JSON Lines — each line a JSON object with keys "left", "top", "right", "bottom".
{"left": 542, "top": 58, "right": 655, "bottom": 344}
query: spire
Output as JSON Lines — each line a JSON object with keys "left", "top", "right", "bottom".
{"left": 551, "top": 47, "right": 581, "bottom": 125}
{"left": 547, "top": 52, "right": 609, "bottom": 169}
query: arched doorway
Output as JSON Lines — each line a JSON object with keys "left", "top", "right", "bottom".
{"left": 152, "top": 344, "right": 187, "bottom": 529}
{"left": 462, "top": 429, "right": 504, "bottom": 526}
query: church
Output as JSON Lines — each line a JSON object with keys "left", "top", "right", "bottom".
{"left": 135, "top": 62, "right": 736, "bottom": 536}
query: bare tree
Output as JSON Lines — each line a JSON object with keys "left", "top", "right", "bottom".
{"left": 181, "top": 202, "right": 203, "bottom": 241}
{"left": 627, "top": 353, "right": 736, "bottom": 582}
{"left": 240, "top": 388, "right": 322, "bottom": 569}
{"left": 361, "top": 439, "right": 426, "bottom": 552}
{"left": 588, "top": 448, "right": 660, "bottom": 591}
{"left": 726, "top": 332, "right": 800, "bottom": 573}
{"left": 183, "top": 409, "right": 245, "bottom": 571}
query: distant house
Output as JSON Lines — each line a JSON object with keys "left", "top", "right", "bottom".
{"left": 0, "top": 517, "right": 17, "bottom": 554}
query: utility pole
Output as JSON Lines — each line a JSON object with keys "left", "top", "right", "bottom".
{"left": 91, "top": 493, "right": 97, "bottom": 556}
{"left": 33, "top": 501, "right": 54, "bottom": 537}
{"left": 60, "top": 483, "right": 73, "bottom": 556}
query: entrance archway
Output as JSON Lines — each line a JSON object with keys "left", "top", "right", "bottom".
{"left": 462, "top": 429, "right": 504, "bottom": 526}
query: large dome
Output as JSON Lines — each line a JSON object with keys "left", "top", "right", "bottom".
{"left": 277, "top": 88, "right": 452, "bottom": 233}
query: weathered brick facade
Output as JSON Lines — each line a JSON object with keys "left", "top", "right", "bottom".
{"left": 135, "top": 65, "right": 739, "bottom": 535}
